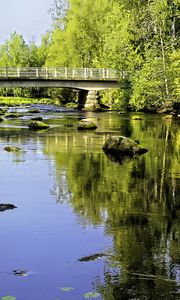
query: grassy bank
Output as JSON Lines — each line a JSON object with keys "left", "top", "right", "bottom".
{"left": 0, "top": 97, "right": 55, "bottom": 107}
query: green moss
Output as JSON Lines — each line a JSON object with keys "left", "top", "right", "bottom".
{"left": 28, "top": 120, "right": 50, "bottom": 129}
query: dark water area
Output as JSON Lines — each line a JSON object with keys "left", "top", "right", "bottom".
{"left": 0, "top": 105, "right": 179, "bottom": 300}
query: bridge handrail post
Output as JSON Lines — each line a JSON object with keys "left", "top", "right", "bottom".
{"left": 90, "top": 69, "right": 93, "bottom": 79}
{"left": 36, "top": 68, "right": 39, "bottom": 78}
{"left": 106, "top": 69, "right": 109, "bottom": 79}
{"left": 72, "top": 69, "right": 75, "bottom": 79}
{"left": 102, "top": 68, "right": 105, "bottom": 80}
{"left": 54, "top": 68, "right": 57, "bottom": 78}
{"left": 65, "top": 67, "right": 67, "bottom": 79}
{"left": 84, "top": 68, "right": 87, "bottom": 80}
{"left": 46, "top": 67, "right": 48, "bottom": 78}
{"left": 17, "top": 67, "right": 20, "bottom": 78}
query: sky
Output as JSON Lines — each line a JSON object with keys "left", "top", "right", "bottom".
{"left": 0, "top": 0, "right": 53, "bottom": 44}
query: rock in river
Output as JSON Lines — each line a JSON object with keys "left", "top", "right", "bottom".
{"left": 31, "top": 116, "right": 43, "bottom": 121}
{"left": 77, "top": 120, "right": 97, "bottom": 130}
{"left": 0, "top": 204, "right": 17, "bottom": 212}
{"left": 4, "top": 146, "right": 22, "bottom": 152}
{"left": 102, "top": 136, "right": 148, "bottom": 157}
{"left": 28, "top": 108, "right": 40, "bottom": 113}
{"left": 28, "top": 120, "right": 49, "bottom": 130}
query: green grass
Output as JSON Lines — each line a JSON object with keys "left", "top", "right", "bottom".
{"left": 0, "top": 97, "right": 54, "bottom": 106}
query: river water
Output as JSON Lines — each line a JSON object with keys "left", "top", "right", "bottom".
{"left": 0, "top": 106, "right": 179, "bottom": 300}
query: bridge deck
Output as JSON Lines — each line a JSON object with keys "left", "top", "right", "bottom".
{"left": 0, "top": 67, "right": 123, "bottom": 81}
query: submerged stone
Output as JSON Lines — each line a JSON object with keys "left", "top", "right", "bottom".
{"left": 12, "top": 269, "right": 28, "bottom": 276}
{"left": 78, "top": 253, "right": 106, "bottom": 262}
{"left": 4, "top": 146, "right": 22, "bottom": 152}
{"left": 77, "top": 120, "right": 97, "bottom": 130}
{"left": 102, "top": 136, "right": 148, "bottom": 158}
{"left": 5, "top": 112, "right": 23, "bottom": 118}
{"left": 0, "top": 204, "right": 17, "bottom": 212}
{"left": 31, "top": 116, "right": 43, "bottom": 121}
{"left": 28, "top": 120, "right": 49, "bottom": 129}
{"left": 28, "top": 108, "right": 40, "bottom": 113}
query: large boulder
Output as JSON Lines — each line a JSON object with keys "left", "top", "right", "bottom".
{"left": 102, "top": 136, "right": 148, "bottom": 157}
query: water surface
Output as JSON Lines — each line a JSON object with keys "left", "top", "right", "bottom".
{"left": 0, "top": 107, "right": 179, "bottom": 299}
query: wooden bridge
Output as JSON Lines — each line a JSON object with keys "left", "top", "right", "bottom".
{"left": 0, "top": 67, "right": 125, "bottom": 90}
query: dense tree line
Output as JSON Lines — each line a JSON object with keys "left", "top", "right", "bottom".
{"left": 0, "top": 0, "right": 179, "bottom": 110}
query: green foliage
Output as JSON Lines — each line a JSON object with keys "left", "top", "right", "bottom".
{"left": 0, "top": 96, "right": 53, "bottom": 106}
{"left": 47, "top": 88, "right": 78, "bottom": 105}
{"left": 0, "top": 32, "right": 29, "bottom": 67}
{"left": 0, "top": 0, "right": 179, "bottom": 109}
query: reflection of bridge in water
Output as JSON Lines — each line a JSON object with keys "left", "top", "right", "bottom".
{"left": 0, "top": 67, "right": 127, "bottom": 109}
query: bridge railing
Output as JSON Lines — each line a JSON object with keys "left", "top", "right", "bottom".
{"left": 0, "top": 67, "right": 125, "bottom": 80}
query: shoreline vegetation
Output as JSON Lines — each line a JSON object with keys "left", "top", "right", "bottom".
{"left": 0, "top": 96, "right": 179, "bottom": 116}
{"left": 0, "top": 1, "right": 179, "bottom": 113}
{"left": 0, "top": 96, "right": 53, "bottom": 106}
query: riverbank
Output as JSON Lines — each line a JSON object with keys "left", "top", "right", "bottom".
{"left": 0, "top": 96, "right": 179, "bottom": 115}
{"left": 0, "top": 96, "right": 55, "bottom": 106}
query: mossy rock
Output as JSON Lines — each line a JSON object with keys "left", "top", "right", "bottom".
{"left": 77, "top": 120, "right": 97, "bottom": 130}
{"left": 5, "top": 112, "right": 23, "bottom": 118}
{"left": 0, "top": 108, "right": 7, "bottom": 115}
{"left": 4, "top": 146, "right": 22, "bottom": 152}
{"left": 28, "top": 120, "right": 49, "bottom": 130}
{"left": 103, "top": 136, "right": 148, "bottom": 158}
{"left": 0, "top": 116, "right": 4, "bottom": 122}
{"left": 28, "top": 108, "right": 40, "bottom": 113}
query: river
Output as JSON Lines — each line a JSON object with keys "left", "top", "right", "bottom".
{"left": 0, "top": 106, "right": 179, "bottom": 300}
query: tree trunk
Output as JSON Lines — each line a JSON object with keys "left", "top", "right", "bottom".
{"left": 159, "top": 26, "right": 170, "bottom": 101}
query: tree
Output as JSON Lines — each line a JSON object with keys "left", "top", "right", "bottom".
{"left": 0, "top": 32, "right": 29, "bottom": 67}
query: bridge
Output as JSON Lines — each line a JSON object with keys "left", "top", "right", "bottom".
{"left": 0, "top": 67, "right": 126, "bottom": 110}
{"left": 0, "top": 67, "right": 124, "bottom": 90}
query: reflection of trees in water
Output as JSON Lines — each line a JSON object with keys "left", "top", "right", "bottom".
{"left": 50, "top": 168, "right": 72, "bottom": 204}
{"left": 45, "top": 115, "right": 180, "bottom": 299}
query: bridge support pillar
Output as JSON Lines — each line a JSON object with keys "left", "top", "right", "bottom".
{"left": 78, "top": 90, "right": 100, "bottom": 111}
